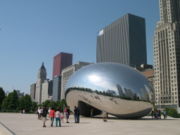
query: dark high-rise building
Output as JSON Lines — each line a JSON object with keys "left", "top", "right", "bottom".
{"left": 96, "top": 13, "right": 147, "bottom": 67}
{"left": 52, "top": 76, "right": 61, "bottom": 101}
{"left": 52, "top": 52, "right": 73, "bottom": 78}
{"left": 30, "top": 83, "right": 36, "bottom": 101}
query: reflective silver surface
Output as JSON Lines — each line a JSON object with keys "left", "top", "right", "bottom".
{"left": 65, "top": 63, "right": 153, "bottom": 118}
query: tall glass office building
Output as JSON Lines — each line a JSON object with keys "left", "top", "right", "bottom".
{"left": 96, "top": 13, "right": 147, "bottom": 67}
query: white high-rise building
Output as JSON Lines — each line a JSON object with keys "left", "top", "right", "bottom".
{"left": 154, "top": 0, "right": 180, "bottom": 111}
{"left": 31, "top": 63, "right": 52, "bottom": 104}
{"left": 41, "top": 80, "right": 52, "bottom": 103}
{"left": 35, "top": 63, "right": 47, "bottom": 104}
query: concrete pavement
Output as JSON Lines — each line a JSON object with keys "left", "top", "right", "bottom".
{"left": 0, "top": 113, "right": 180, "bottom": 135}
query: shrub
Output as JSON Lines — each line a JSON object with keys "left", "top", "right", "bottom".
{"left": 165, "top": 108, "right": 180, "bottom": 118}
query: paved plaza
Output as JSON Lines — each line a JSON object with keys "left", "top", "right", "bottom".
{"left": 0, "top": 113, "right": 180, "bottom": 135}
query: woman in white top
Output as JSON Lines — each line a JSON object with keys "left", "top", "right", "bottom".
{"left": 55, "top": 109, "right": 61, "bottom": 127}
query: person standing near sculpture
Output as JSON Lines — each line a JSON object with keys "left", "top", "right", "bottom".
{"left": 162, "top": 110, "right": 167, "bottom": 119}
{"left": 64, "top": 106, "right": 70, "bottom": 123}
{"left": 42, "top": 107, "right": 48, "bottom": 127}
{"left": 77, "top": 107, "right": 80, "bottom": 123}
{"left": 74, "top": 106, "right": 80, "bottom": 123}
{"left": 49, "top": 108, "right": 55, "bottom": 127}
{"left": 37, "top": 107, "right": 43, "bottom": 119}
{"left": 158, "top": 110, "right": 161, "bottom": 119}
{"left": 55, "top": 108, "right": 61, "bottom": 127}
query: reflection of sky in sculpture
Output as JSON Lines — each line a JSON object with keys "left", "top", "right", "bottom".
{"left": 65, "top": 63, "right": 153, "bottom": 101}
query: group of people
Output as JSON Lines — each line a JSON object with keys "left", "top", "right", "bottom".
{"left": 37, "top": 107, "right": 169, "bottom": 127}
{"left": 48, "top": 107, "right": 70, "bottom": 127}
{"left": 37, "top": 106, "right": 80, "bottom": 127}
{"left": 151, "top": 109, "right": 167, "bottom": 119}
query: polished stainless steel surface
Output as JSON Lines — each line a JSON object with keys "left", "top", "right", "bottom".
{"left": 65, "top": 63, "right": 153, "bottom": 118}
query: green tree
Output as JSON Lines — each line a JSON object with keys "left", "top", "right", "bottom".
{"left": 41, "top": 99, "right": 67, "bottom": 111}
{"left": 1, "top": 90, "right": 19, "bottom": 112}
{"left": 56, "top": 99, "right": 67, "bottom": 110}
{"left": 42, "top": 100, "right": 51, "bottom": 107}
{"left": 47, "top": 100, "right": 58, "bottom": 109}
{"left": 0, "top": 87, "right": 5, "bottom": 110}
{"left": 18, "top": 94, "right": 32, "bottom": 113}
{"left": 1, "top": 97, "right": 8, "bottom": 112}
{"left": 31, "top": 102, "right": 38, "bottom": 112}
{"left": 166, "top": 108, "right": 179, "bottom": 118}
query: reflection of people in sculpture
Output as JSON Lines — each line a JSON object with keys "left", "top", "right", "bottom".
{"left": 90, "top": 108, "right": 93, "bottom": 117}
{"left": 151, "top": 110, "right": 154, "bottom": 119}
{"left": 103, "top": 111, "right": 108, "bottom": 122}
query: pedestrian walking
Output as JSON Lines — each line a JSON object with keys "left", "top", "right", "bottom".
{"left": 40, "top": 107, "right": 43, "bottom": 119}
{"left": 37, "top": 107, "right": 41, "bottom": 119}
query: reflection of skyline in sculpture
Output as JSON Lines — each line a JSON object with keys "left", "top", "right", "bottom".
{"left": 65, "top": 63, "right": 153, "bottom": 119}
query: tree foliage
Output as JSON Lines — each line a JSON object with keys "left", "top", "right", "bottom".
{"left": 41, "top": 99, "right": 67, "bottom": 111}
{"left": 0, "top": 87, "right": 5, "bottom": 110}
{"left": 0, "top": 89, "right": 67, "bottom": 113}
{"left": 165, "top": 108, "right": 180, "bottom": 118}
{"left": 18, "top": 94, "right": 32, "bottom": 112}
{"left": 1, "top": 90, "right": 19, "bottom": 112}
{"left": 31, "top": 102, "right": 38, "bottom": 112}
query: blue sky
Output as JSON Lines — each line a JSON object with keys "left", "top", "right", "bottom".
{"left": 0, "top": 0, "right": 159, "bottom": 93}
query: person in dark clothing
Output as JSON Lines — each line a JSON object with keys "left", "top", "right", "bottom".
{"left": 42, "top": 107, "right": 48, "bottom": 127}
{"left": 76, "top": 107, "right": 80, "bottom": 123}
{"left": 74, "top": 106, "right": 80, "bottom": 123}
{"left": 158, "top": 110, "right": 161, "bottom": 119}
{"left": 64, "top": 106, "right": 70, "bottom": 123}
{"left": 151, "top": 110, "right": 154, "bottom": 119}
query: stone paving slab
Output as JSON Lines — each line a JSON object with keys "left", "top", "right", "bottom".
{"left": 0, "top": 121, "right": 15, "bottom": 135}
{"left": 0, "top": 113, "right": 180, "bottom": 135}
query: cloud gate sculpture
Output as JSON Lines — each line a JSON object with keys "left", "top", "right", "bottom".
{"left": 65, "top": 63, "right": 153, "bottom": 118}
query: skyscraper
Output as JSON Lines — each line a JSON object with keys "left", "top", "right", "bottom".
{"left": 30, "top": 83, "right": 36, "bottom": 101}
{"left": 52, "top": 52, "right": 73, "bottom": 78}
{"left": 52, "top": 76, "right": 61, "bottom": 101}
{"left": 154, "top": 0, "right": 180, "bottom": 111}
{"left": 31, "top": 63, "right": 52, "bottom": 104}
{"left": 52, "top": 52, "right": 73, "bottom": 101}
{"left": 35, "top": 63, "right": 47, "bottom": 104}
{"left": 96, "top": 13, "right": 147, "bottom": 67}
